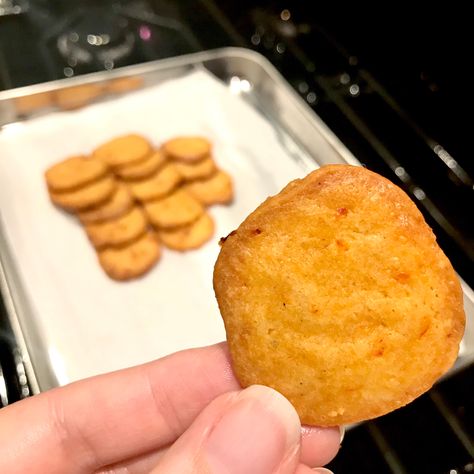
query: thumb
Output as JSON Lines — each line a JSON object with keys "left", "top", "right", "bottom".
{"left": 151, "top": 384, "right": 302, "bottom": 474}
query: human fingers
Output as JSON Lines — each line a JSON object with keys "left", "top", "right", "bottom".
{"left": 299, "top": 425, "right": 342, "bottom": 466}
{"left": 151, "top": 384, "right": 302, "bottom": 474}
{"left": 0, "top": 343, "right": 239, "bottom": 474}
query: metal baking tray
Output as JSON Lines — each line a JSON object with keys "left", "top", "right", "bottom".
{"left": 0, "top": 47, "right": 472, "bottom": 395}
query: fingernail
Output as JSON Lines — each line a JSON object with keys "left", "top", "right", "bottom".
{"left": 339, "top": 425, "right": 345, "bottom": 443}
{"left": 205, "top": 385, "right": 301, "bottom": 474}
{"left": 313, "top": 468, "right": 334, "bottom": 473}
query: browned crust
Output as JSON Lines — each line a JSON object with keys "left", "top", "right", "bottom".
{"left": 174, "top": 156, "right": 217, "bottom": 181}
{"left": 92, "top": 134, "right": 152, "bottom": 168}
{"left": 183, "top": 170, "right": 233, "bottom": 206}
{"left": 115, "top": 151, "right": 167, "bottom": 181}
{"left": 214, "top": 165, "right": 465, "bottom": 426}
{"left": 128, "top": 164, "right": 182, "bottom": 202}
{"left": 49, "top": 175, "right": 116, "bottom": 211}
{"left": 78, "top": 184, "right": 134, "bottom": 224}
{"left": 144, "top": 189, "right": 204, "bottom": 229}
{"left": 85, "top": 206, "right": 148, "bottom": 249}
{"left": 158, "top": 213, "right": 214, "bottom": 251}
{"left": 98, "top": 232, "right": 161, "bottom": 281}
{"left": 45, "top": 156, "right": 108, "bottom": 192}
{"left": 163, "top": 136, "right": 212, "bottom": 163}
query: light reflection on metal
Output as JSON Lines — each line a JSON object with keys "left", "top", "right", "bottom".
{"left": 87, "top": 34, "right": 110, "bottom": 46}
{"left": 240, "top": 79, "right": 251, "bottom": 92}
{"left": 306, "top": 92, "right": 317, "bottom": 104}
{"left": 395, "top": 166, "right": 409, "bottom": 182}
{"left": 229, "top": 76, "right": 252, "bottom": 94}
{"left": 433, "top": 144, "right": 473, "bottom": 186}
{"left": 13, "top": 348, "right": 30, "bottom": 398}
{"left": 340, "top": 73, "right": 350, "bottom": 85}
{"left": 349, "top": 84, "right": 360, "bottom": 96}
{"left": 298, "top": 82, "right": 309, "bottom": 94}
{"left": 251, "top": 33, "right": 260, "bottom": 45}
{"left": 280, "top": 9, "right": 291, "bottom": 21}
{"left": 435, "top": 145, "right": 459, "bottom": 169}
{"left": 276, "top": 42, "right": 285, "bottom": 54}
{"left": 58, "top": 32, "right": 134, "bottom": 65}
{"left": 0, "top": 0, "right": 25, "bottom": 16}
{"left": 413, "top": 187, "right": 426, "bottom": 200}
{"left": 139, "top": 25, "right": 151, "bottom": 41}
{"left": 0, "top": 362, "right": 8, "bottom": 406}
{"left": 229, "top": 76, "right": 241, "bottom": 94}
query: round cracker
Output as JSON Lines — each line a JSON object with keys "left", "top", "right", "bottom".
{"left": 163, "top": 136, "right": 211, "bottom": 163}
{"left": 55, "top": 84, "right": 103, "bottom": 110}
{"left": 174, "top": 156, "right": 217, "bottom": 182}
{"left": 85, "top": 206, "right": 147, "bottom": 249}
{"left": 128, "top": 164, "right": 181, "bottom": 202}
{"left": 115, "top": 151, "right": 167, "bottom": 181}
{"left": 184, "top": 170, "right": 233, "bottom": 206}
{"left": 45, "top": 155, "right": 108, "bottom": 192}
{"left": 16, "top": 92, "right": 53, "bottom": 114}
{"left": 98, "top": 232, "right": 161, "bottom": 281}
{"left": 144, "top": 189, "right": 204, "bottom": 229}
{"left": 213, "top": 165, "right": 465, "bottom": 426}
{"left": 107, "top": 76, "right": 144, "bottom": 94}
{"left": 158, "top": 213, "right": 214, "bottom": 251}
{"left": 49, "top": 175, "right": 116, "bottom": 211}
{"left": 93, "top": 134, "right": 152, "bottom": 168}
{"left": 78, "top": 184, "right": 133, "bottom": 224}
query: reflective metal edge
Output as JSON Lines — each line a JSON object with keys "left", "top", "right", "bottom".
{"left": 0, "top": 230, "right": 43, "bottom": 394}
{"left": 0, "top": 47, "right": 472, "bottom": 393}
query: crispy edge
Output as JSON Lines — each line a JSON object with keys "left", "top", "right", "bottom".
{"left": 78, "top": 184, "right": 134, "bottom": 224}
{"left": 98, "top": 233, "right": 161, "bottom": 281}
{"left": 92, "top": 134, "right": 152, "bottom": 168}
{"left": 45, "top": 156, "right": 108, "bottom": 192}
{"left": 163, "top": 136, "right": 211, "bottom": 162}
{"left": 214, "top": 164, "right": 465, "bottom": 425}
{"left": 85, "top": 206, "right": 148, "bottom": 249}
{"left": 158, "top": 213, "right": 215, "bottom": 251}
{"left": 49, "top": 175, "right": 116, "bottom": 211}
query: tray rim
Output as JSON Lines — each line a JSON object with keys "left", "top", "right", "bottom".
{"left": 0, "top": 47, "right": 361, "bottom": 168}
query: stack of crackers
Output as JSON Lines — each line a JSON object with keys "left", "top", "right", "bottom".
{"left": 45, "top": 134, "right": 233, "bottom": 281}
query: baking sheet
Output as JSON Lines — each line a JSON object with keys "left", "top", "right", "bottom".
{"left": 0, "top": 69, "right": 318, "bottom": 386}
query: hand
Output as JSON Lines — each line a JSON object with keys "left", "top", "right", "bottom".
{"left": 0, "top": 343, "right": 341, "bottom": 473}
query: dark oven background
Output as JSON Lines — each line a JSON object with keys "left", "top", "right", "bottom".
{"left": 0, "top": 2, "right": 473, "bottom": 473}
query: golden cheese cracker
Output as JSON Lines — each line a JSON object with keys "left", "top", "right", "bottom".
{"left": 85, "top": 206, "right": 147, "bottom": 249}
{"left": 158, "top": 213, "right": 214, "bottom": 251}
{"left": 213, "top": 164, "right": 465, "bottom": 426}
{"left": 98, "top": 232, "right": 160, "bottom": 281}
{"left": 144, "top": 189, "right": 204, "bottom": 229}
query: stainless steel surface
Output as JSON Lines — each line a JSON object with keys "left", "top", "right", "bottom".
{"left": 0, "top": 232, "right": 43, "bottom": 394}
{"left": 0, "top": 47, "right": 472, "bottom": 391}
{"left": 0, "top": 0, "right": 26, "bottom": 16}
{"left": 0, "top": 361, "right": 7, "bottom": 406}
